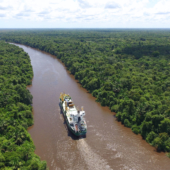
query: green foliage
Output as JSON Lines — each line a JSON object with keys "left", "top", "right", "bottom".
{"left": 167, "top": 152, "right": 170, "bottom": 158}
{"left": 0, "top": 41, "right": 47, "bottom": 169}
{"left": 159, "top": 118, "right": 170, "bottom": 135}
{"left": 152, "top": 51, "right": 160, "bottom": 57}
{"left": 124, "top": 119, "right": 131, "bottom": 128}
{"left": 152, "top": 133, "right": 169, "bottom": 151}
{"left": 111, "top": 105, "right": 119, "bottom": 112}
{"left": 1, "top": 29, "right": 170, "bottom": 156}
{"left": 146, "top": 131, "right": 158, "bottom": 144}
{"left": 131, "top": 125, "right": 140, "bottom": 134}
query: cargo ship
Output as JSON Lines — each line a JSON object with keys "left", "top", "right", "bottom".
{"left": 59, "top": 93, "right": 87, "bottom": 137}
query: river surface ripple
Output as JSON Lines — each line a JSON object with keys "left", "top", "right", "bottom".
{"left": 14, "top": 44, "right": 170, "bottom": 170}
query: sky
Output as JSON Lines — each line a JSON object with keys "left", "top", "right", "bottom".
{"left": 0, "top": 0, "right": 170, "bottom": 28}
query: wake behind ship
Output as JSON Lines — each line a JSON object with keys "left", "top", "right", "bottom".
{"left": 59, "top": 93, "right": 87, "bottom": 137}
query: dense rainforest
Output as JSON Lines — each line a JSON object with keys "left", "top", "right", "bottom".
{"left": 1, "top": 29, "right": 170, "bottom": 157}
{"left": 0, "top": 41, "right": 47, "bottom": 169}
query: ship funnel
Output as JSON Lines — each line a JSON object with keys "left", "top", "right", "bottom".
{"left": 81, "top": 106, "right": 84, "bottom": 111}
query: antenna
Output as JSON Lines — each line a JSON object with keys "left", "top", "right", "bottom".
{"left": 65, "top": 105, "right": 67, "bottom": 111}
{"left": 76, "top": 106, "right": 79, "bottom": 111}
{"left": 61, "top": 94, "right": 63, "bottom": 101}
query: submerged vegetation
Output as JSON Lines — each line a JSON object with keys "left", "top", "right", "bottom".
{"left": 0, "top": 41, "right": 47, "bottom": 169}
{"left": 1, "top": 29, "right": 170, "bottom": 155}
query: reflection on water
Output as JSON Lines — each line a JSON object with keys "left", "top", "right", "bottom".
{"left": 13, "top": 43, "right": 170, "bottom": 170}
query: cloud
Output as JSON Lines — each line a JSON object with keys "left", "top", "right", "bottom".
{"left": 24, "top": 8, "right": 34, "bottom": 13}
{"left": 156, "top": 12, "right": 170, "bottom": 15}
{"left": 143, "top": 12, "right": 150, "bottom": 16}
{"left": 78, "top": 0, "right": 91, "bottom": 8}
{"left": 38, "top": 11, "right": 50, "bottom": 16}
{"left": 0, "top": 5, "right": 11, "bottom": 10}
{"left": 0, "top": 13, "right": 5, "bottom": 17}
{"left": 15, "top": 12, "right": 30, "bottom": 17}
{"left": 0, "top": 0, "right": 170, "bottom": 27}
{"left": 151, "top": 0, "right": 170, "bottom": 15}
{"left": 105, "top": 1, "right": 120, "bottom": 9}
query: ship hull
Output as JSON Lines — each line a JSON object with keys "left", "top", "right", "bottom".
{"left": 60, "top": 100, "right": 87, "bottom": 137}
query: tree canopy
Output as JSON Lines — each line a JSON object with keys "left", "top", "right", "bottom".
{"left": 0, "top": 41, "right": 47, "bottom": 169}
{"left": 1, "top": 29, "right": 170, "bottom": 157}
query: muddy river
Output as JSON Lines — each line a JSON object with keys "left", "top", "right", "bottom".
{"left": 14, "top": 44, "right": 170, "bottom": 170}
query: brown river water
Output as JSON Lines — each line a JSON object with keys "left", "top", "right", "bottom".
{"left": 14, "top": 43, "right": 170, "bottom": 170}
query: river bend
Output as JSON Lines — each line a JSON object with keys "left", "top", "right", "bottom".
{"left": 13, "top": 44, "right": 170, "bottom": 170}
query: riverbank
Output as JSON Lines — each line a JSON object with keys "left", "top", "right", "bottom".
{"left": 0, "top": 41, "right": 47, "bottom": 169}
{"left": 2, "top": 30, "right": 170, "bottom": 156}
{"left": 8, "top": 41, "right": 170, "bottom": 170}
